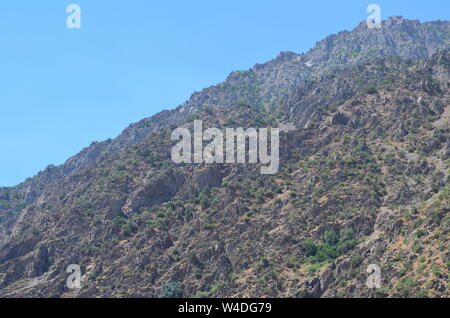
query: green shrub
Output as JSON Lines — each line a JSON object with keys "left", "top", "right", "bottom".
{"left": 301, "top": 229, "right": 359, "bottom": 264}
{"left": 159, "top": 282, "right": 184, "bottom": 298}
{"left": 301, "top": 240, "right": 318, "bottom": 257}
{"left": 92, "top": 215, "right": 102, "bottom": 226}
{"left": 324, "top": 230, "right": 339, "bottom": 245}
{"left": 364, "top": 86, "right": 378, "bottom": 95}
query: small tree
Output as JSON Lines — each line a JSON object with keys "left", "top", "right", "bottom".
{"left": 159, "top": 282, "right": 184, "bottom": 298}
{"left": 364, "top": 86, "right": 378, "bottom": 95}
{"left": 301, "top": 240, "right": 317, "bottom": 257}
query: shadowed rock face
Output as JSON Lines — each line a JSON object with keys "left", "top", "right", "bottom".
{"left": 0, "top": 18, "right": 449, "bottom": 298}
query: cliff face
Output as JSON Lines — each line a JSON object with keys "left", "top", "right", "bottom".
{"left": 0, "top": 17, "right": 449, "bottom": 298}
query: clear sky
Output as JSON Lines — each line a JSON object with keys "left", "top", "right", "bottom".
{"left": 0, "top": 0, "right": 449, "bottom": 187}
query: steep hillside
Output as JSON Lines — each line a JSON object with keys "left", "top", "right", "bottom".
{"left": 0, "top": 18, "right": 449, "bottom": 298}
{"left": 1, "top": 16, "right": 448, "bottom": 225}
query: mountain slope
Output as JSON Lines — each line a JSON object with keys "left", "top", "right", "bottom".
{"left": 1, "top": 16, "right": 448, "bottom": 218}
{"left": 0, "top": 17, "right": 449, "bottom": 298}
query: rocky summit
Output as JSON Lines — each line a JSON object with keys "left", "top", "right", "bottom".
{"left": 0, "top": 17, "right": 449, "bottom": 298}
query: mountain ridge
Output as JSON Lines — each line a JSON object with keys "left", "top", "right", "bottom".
{"left": 0, "top": 17, "right": 449, "bottom": 298}
{"left": 3, "top": 16, "right": 449, "bottom": 192}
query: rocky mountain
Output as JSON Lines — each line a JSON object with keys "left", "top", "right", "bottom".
{"left": 0, "top": 17, "right": 449, "bottom": 298}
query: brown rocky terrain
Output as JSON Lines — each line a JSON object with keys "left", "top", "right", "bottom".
{"left": 0, "top": 17, "right": 449, "bottom": 298}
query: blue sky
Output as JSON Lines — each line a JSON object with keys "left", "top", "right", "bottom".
{"left": 0, "top": 0, "right": 449, "bottom": 187}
